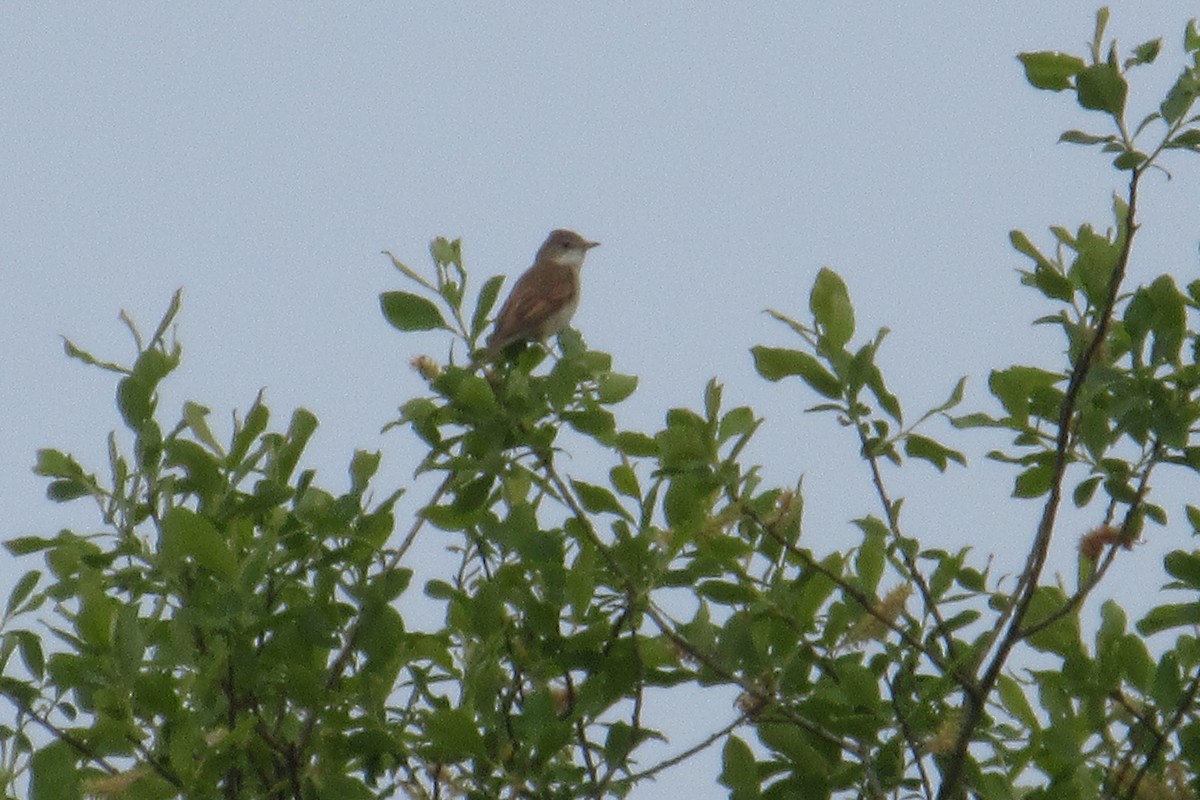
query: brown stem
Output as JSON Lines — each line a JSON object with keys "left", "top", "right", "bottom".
{"left": 859, "top": 428, "right": 962, "bottom": 667}
{"left": 1019, "top": 447, "right": 1157, "bottom": 639}
{"left": 1124, "top": 667, "right": 1200, "bottom": 800}
{"left": 936, "top": 167, "right": 1142, "bottom": 800}
{"left": 297, "top": 472, "right": 454, "bottom": 757}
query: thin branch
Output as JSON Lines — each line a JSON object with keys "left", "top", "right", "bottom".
{"left": 750, "top": 508, "right": 980, "bottom": 700}
{"left": 1124, "top": 667, "right": 1200, "bottom": 800}
{"left": 624, "top": 715, "right": 747, "bottom": 783}
{"left": 25, "top": 708, "right": 120, "bottom": 777}
{"left": 540, "top": 459, "right": 874, "bottom": 765}
{"left": 858, "top": 427, "right": 962, "bottom": 666}
{"left": 1019, "top": 447, "right": 1157, "bottom": 639}
{"left": 937, "top": 166, "right": 1142, "bottom": 800}
{"left": 1111, "top": 688, "right": 1167, "bottom": 751}
{"left": 885, "top": 667, "right": 935, "bottom": 800}
{"left": 298, "top": 472, "right": 454, "bottom": 756}
{"left": 571, "top": 710, "right": 600, "bottom": 799}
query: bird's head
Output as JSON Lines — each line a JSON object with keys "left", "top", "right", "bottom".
{"left": 537, "top": 229, "right": 600, "bottom": 268}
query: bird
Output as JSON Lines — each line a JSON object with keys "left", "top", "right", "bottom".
{"left": 484, "top": 229, "right": 600, "bottom": 359}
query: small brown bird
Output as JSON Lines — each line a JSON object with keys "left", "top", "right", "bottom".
{"left": 485, "top": 229, "right": 600, "bottom": 358}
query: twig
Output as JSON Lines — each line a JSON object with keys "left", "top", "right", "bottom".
{"left": 25, "top": 708, "right": 120, "bottom": 778}
{"left": 297, "top": 472, "right": 454, "bottom": 755}
{"left": 857, "top": 427, "right": 962, "bottom": 667}
{"left": 885, "top": 667, "right": 934, "bottom": 800}
{"left": 624, "top": 715, "right": 747, "bottom": 783}
{"left": 937, "top": 166, "right": 1142, "bottom": 800}
{"left": 1124, "top": 667, "right": 1200, "bottom": 800}
{"left": 1019, "top": 446, "right": 1157, "bottom": 639}
{"left": 540, "top": 459, "right": 874, "bottom": 765}
{"left": 751, "top": 508, "right": 979, "bottom": 699}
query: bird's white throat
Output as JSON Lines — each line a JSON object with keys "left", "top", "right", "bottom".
{"left": 548, "top": 248, "right": 588, "bottom": 270}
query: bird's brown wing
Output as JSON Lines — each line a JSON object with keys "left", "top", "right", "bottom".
{"left": 488, "top": 262, "right": 576, "bottom": 352}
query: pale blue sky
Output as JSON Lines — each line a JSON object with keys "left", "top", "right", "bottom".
{"left": 4, "top": 4, "right": 1200, "bottom": 796}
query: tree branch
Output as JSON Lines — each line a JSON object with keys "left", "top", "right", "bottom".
{"left": 937, "top": 166, "right": 1142, "bottom": 800}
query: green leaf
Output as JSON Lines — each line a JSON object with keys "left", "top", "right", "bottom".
{"left": 424, "top": 707, "right": 486, "bottom": 762}
{"left": 612, "top": 431, "right": 658, "bottom": 457}
{"left": 1152, "top": 652, "right": 1182, "bottom": 708}
{"left": 1119, "top": 635, "right": 1154, "bottom": 693}
{"left": 451, "top": 475, "right": 493, "bottom": 516}
{"left": 904, "top": 434, "right": 965, "bottom": 472}
{"left": 429, "top": 236, "right": 462, "bottom": 267}
{"left": 1014, "top": 463, "right": 1054, "bottom": 498}
{"left": 470, "top": 274, "right": 504, "bottom": 338}
{"left": 349, "top": 449, "right": 382, "bottom": 496}
{"left": 1075, "top": 64, "right": 1127, "bottom": 115}
{"left": 33, "top": 448, "right": 85, "bottom": 479}
{"left": 164, "top": 439, "right": 222, "bottom": 498}
{"left": 1138, "top": 602, "right": 1200, "bottom": 636}
{"left": 160, "top": 506, "right": 237, "bottom": 579}
{"left": 1024, "top": 586, "right": 1085, "bottom": 662}
{"left": 697, "top": 580, "right": 757, "bottom": 605}
{"left": 1097, "top": 596, "right": 1126, "bottom": 640}
{"left": 46, "top": 479, "right": 92, "bottom": 503}
{"left": 6, "top": 570, "right": 41, "bottom": 617}
{"left": 32, "top": 452, "right": 98, "bottom": 501}
{"left": 720, "top": 736, "right": 760, "bottom": 795}
{"left": 76, "top": 585, "right": 115, "bottom": 649}
{"left": 14, "top": 630, "right": 45, "bottom": 679}
{"left": 989, "top": 365, "right": 1063, "bottom": 419}
{"left": 751, "top": 346, "right": 841, "bottom": 399}
{"left": 228, "top": 391, "right": 269, "bottom": 466}
{"left": 453, "top": 373, "right": 497, "bottom": 415}
{"left": 719, "top": 406, "right": 758, "bottom": 441}
{"left": 31, "top": 740, "right": 79, "bottom": 800}
{"left": 1112, "top": 150, "right": 1146, "bottom": 171}
{"left": 382, "top": 249, "right": 435, "bottom": 290}
{"left": 117, "top": 374, "right": 156, "bottom": 432}
{"left": 1125, "top": 38, "right": 1161, "bottom": 67}
{"left": 1009, "top": 229, "right": 1054, "bottom": 269}
{"left": 855, "top": 526, "right": 886, "bottom": 593}
{"left": 704, "top": 379, "right": 723, "bottom": 424}
{"left": 4, "top": 536, "right": 56, "bottom": 556}
{"left": 131, "top": 346, "right": 177, "bottom": 385}
{"left": 571, "top": 480, "right": 628, "bottom": 518}
{"left": 597, "top": 372, "right": 639, "bottom": 404}
{"left": 60, "top": 336, "right": 128, "bottom": 373}
{"left": 1017, "top": 51, "right": 1085, "bottom": 90}
{"left": 928, "top": 377, "right": 967, "bottom": 415}
{"left": 1073, "top": 475, "right": 1101, "bottom": 507}
{"left": 602, "top": 722, "right": 634, "bottom": 769}
{"left": 269, "top": 408, "right": 319, "bottom": 484}
{"left": 1148, "top": 275, "right": 1186, "bottom": 364}
{"left": 663, "top": 474, "right": 711, "bottom": 533}
{"left": 563, "top": 408, "right": 616, "bottom": 437}
{"left": 1058, "top": 129, "right": 1117, "bottom": 146}
{"left": 1164, "top": 550, "right": 1200, "bottom": 589}
{"left": 810, "top": 268, "right": 855, "bottom": 349}
{"left": 1161, "top": 69, "right": 1200, "bottom": 124}
{"left": 1092, "top": 7, "right": 1111, "bottom": 57}
{"left": 379, "top": 291, "right": 447, "bottom": 332}
{"left": 182, "top": 401, "right": 223, "bottom": 454}
{"left": 610, "top": 464, "right": 640, "bottom": 499}
{"left": 1071, "top": 224, "right": 1119, "bottom": 307}
{"left": 997, "top": 674, "right": 1039, "bottom": 731}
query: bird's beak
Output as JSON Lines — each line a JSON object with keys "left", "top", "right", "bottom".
{"left": 585, "top": 240, "right": 601, "bottom": 250}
